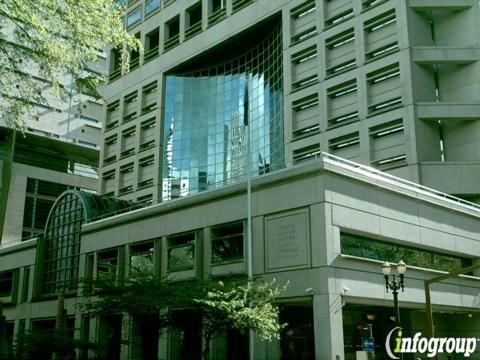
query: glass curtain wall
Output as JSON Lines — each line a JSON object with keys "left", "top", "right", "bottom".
{"left": 162, "top": 24, "right": 284, "bottom": 201}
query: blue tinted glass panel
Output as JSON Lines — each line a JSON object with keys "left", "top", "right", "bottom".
{"left": 126, "top": 8, "right": 141, "bottom": 27}
{"left": 162, "top": 24, "right": 284, "bottom": 201}
{"left": 145, "top": 0, "right": 161, "bottom": 15}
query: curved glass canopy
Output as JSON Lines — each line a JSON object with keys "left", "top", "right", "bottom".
{"left": 39, "top": 190, "right": 132, "bottom": 295}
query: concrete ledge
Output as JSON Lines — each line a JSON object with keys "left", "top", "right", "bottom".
{"left": 413, "top": 46, "right": 479, "bottom": 65}
{"left": 420, "top": 161, "right": 480, "bottom": 195}
{"left": 416, "top": 102, "right": 480, "bottom": 120}
{"left": 409, "top": 0, "right": 474, "bottom": 11}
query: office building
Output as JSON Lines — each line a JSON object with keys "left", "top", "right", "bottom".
{"left": 1, "top": 0, "right": 479, "bottom": 359}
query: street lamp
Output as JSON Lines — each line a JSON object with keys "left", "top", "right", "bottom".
{"left": 382, "top": 260, "right": 407, "bottom": 324}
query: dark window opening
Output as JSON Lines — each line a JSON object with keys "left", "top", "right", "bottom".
{"left": 165, "top": 16, "right": 180, "bottom": 50}
{"left": 97, "top": 249, "right": 119, "bottom": 280}
{"left": 0, "top": 271, "right": 14, "bottom": 298}
{"left": 279, "top": 303, "right": 315, "bottom": 360}
{"left": 144, "top": 28, "right": 160, "bottom": 62}
{"left": 130, "top": 314, "right": 160, "bottom": 360}
{"left": 169, "top": 310, "right": 202, "bottom": 360}
{"left": 211, "top": 222, "right": 244, "bottom": 264}
{"left": 98, "top": 315, "right": 122, "bottom": 360}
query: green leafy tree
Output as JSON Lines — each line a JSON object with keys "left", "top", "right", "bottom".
{"left": 0, "top": 0, "right": 140, "bottom": 127}
{"left": 79, "top": 274, "right": 287, "bottom": 359}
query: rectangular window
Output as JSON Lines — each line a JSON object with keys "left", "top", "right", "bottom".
{"left": 102, "top": 169, "right": 116, "bottom": 195}
{"left": 340, "top": 232, "right": 472, "bottom": 272}
{"left": 291, "top": 46, "right": 318, "bottom": 92}
{"left": 0, "top": 271, "right": 15, "bottom": 298}
{"left": 22, "top": 178, "right": 70, "bottom": 238}
{"left": 145, "top": 0, "right": 161, "bottom": 16}
{"left": 142, "top": 82, "right": 158, "bottom": 113}
{"left": 144, "top": 28, "right": 160, "bottom": 63}
{"left": 126, "top": 7, "right": 142, "bottom": 28}
{"left": 369, "top": 119, "right": 406, "bottom": 169}
{"left": 130, "top": 33, "right": 141, "bottom": 70}
{"left": 165, "top": 16, "right": 180, "bottom": 51}
{"left": 208, "top": 0, "right": 226, "bottom": 27}
{"left": 121, "top": 126, "right": 136, "bottom": 158}
{"left": 123, "top": 91, "right": 139, "bottom": 123}
{"left": 292, "top": 94, "right": 319, "bottom": 139}
{"left": 232, "top": 0, "right": 254, "bottom": 13}
{"left": 325, "top": 28, "right": 355, "bottom": 76}
{"left": 186, "top": 2, "right": 202, "bottom": 39}
{"left": 367, "top": 63, "right": 401, "bottom": 114}
{"left": 290, "top": 0, "right": 316, "bottom": 46}
{"left": 140, "top": 117, "right": 156, "bottom": 151}
{"left": 106, "top": 100, "right": 120, "bottom": 129}
{"left": 138, "top": 154, "right": 155, "bottom": 189}
{"left": 130, "top": 242, "right": 155, "bottom": 274}
{"left": 293, "top": 143, "right": 321, "bottom": 164}
{"left": 167, "top": 233, "right": 195, "bottom": 271}
{"left": 364, "top": 9, "right": 398, "bottom": 60}
{"left": 97, "top": 249, "right": 119, "bottom": 280}
{"left": 211, "top": 222, "right": 244, "bottom": 264}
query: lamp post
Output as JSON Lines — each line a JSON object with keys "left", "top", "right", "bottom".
{"left": 382, "top": 260, "right": 407, "bottom": 325}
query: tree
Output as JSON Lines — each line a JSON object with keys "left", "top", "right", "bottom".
{"left": 0, "top": 0, "right": 140, "bottom": 127}
{"left": 79, "top": 274, "right": 287, "bottom": 359}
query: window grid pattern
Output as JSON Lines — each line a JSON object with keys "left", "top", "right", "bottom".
{"left": 162, "top": 23, "right": 284, "bottom": 201}
{"left": 41, "top": 192, "right": 84, "bottom": 295}
{"left": 22, "top": 178, "right": 72, "bottom": 239}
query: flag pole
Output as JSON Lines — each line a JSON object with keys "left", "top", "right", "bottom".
{"left": 244, "top": 69, "right": 254, "bottom": 360}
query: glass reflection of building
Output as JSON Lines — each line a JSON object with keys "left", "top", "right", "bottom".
{"left": 162, "top": 24, "right": 284, "bottom": 201}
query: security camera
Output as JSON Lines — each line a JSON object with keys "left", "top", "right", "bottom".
{"left": 341, "top": 286, "right": 351, "bottom": 294}
{"left": 305, "top": 287, "right": 313, "bottom": 294}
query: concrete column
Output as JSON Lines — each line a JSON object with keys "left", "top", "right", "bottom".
{"left": 313, "top": 293, "right": 345, "bottom": 360}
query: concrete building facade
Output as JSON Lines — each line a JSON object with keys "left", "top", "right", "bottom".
{"left": 100, "top": 0, "right": 480, "bottom": 204}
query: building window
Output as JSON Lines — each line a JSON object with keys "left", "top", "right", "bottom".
{"left": 145, "top": 0, "right": 161, "bottom": 16}
{"left": 292, "top": 143, "right": 320, "bottom": 164}
{"left": 164, "top": 15, "right": 180, "bottom": 51}
{"left": 211, "top": 222, "right": 244, "bottom": 264}
{"left": 109, "top": 48, "right": 122, "bottom": 82}
{"left": 186, "top": 2, "right": 202, "bottom": 39}
{"left": 167, "top": 233, "right": 195, "bottom": 271}
{"left": 340, "top": 232, "right": 473, "bottom": 272}
{"left": 208, "top": 0, "right": 226, "bottom": 27}
{"left": 97, "top": 249, "right": 120, "bottom": 280}
{"left": 130, "top": 242, "right": 155, "bottom": 274}
{"left": 129, "top": 33, "right": 141, "bottom": 70}
{"left": 126, "top": 7, "right": 142, "bottom": 28}
{"left": 0, "top": 270, "right": 15, "bottom": 299}
{"left": 22, "top": 178, "right": 70, "bottom": 238}
{"left": 40, "top": 192, "right": 84, "bottom": 295}
{"left": 144, "top": 29, "right": 160, "bottom": 63}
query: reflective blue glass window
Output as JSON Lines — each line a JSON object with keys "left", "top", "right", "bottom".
{"left": 162, "top": 24, "right": 284, "bottom": 201}
{"left": 126, "top": 7, "right": 141, "bottom": 27}
{"left": 145, "top": 0, "right": 161, "bottom": 15}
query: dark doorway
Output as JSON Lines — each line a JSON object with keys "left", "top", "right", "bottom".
{"left": 279, "top": 302, "right": 315, "bottom": 360}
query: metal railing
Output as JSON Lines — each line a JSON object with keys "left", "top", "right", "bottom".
{"left": 320, "top": 151, "right": 480, "bottom": 212}
{"left": 85, "top": 152, "right": 480, "bottom": 226}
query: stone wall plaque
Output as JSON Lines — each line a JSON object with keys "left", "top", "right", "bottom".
{"left": 265, "top": 209, "right": 310, "bottom": 271}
